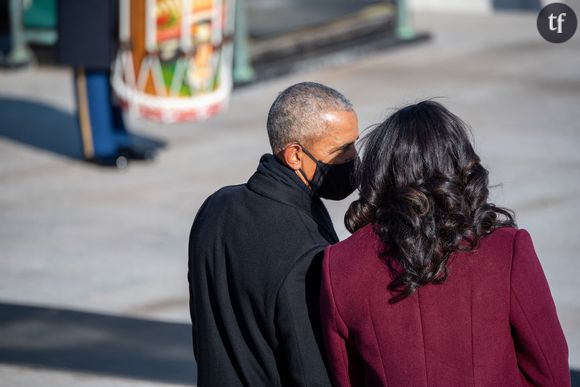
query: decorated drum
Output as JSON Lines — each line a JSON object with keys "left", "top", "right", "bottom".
{"left": 112, "top": 0, "right": 234, "bottom": 123}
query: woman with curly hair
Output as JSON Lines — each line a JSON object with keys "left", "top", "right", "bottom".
{"left": 319, "top": 100, "right": 570, "bottom": 386}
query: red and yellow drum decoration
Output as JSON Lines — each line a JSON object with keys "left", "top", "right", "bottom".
{"left": 112, "top": 0, "right": 234, "bottom": 123}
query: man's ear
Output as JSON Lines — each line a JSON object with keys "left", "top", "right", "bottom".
{"left": 279, "top": 144, "right": 303, "bottom": 171}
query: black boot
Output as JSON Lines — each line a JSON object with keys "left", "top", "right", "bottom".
{"left": 118, "top": 145, "right": 157, "bottom": 161}
{"left": 87, "top": 153, "right": 129, "bottom": 169}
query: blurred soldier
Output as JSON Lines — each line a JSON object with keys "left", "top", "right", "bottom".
{"left": 57, "top": 0, "right": 154, "bottom": 167}
{"left": 188, "top": 82, "right": 359, "bottom": 386}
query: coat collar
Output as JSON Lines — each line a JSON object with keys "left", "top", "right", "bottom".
{"left": 247, "top": 154, "right": 339, "bottom": 243}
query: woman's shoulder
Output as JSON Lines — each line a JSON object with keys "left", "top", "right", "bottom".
{"left": 324, "top": 223, "right": 384, "bottom": 276}
{"left": 476, "top": 226, "right": 521, "bottom": 252}
{"left": 487, "top": 225, "right": 520, "bottom": 238}
{"left": 328, "top": 223, "right": 378, "bottom": 255}
{"left": 449, "top": 226, "right": 525, "bottom": 275}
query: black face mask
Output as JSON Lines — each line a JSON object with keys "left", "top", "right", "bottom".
{"left": 298, "top": 145, "right": 358, "bottom": 200}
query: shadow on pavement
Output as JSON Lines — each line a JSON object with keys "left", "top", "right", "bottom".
{"left": 0, "top": 97, "right": 165, "bottom": 161}
{"left": 0, "top": 301, "right": 195, "bottom": 385}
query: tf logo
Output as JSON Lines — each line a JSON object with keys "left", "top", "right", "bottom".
{"left": 537, "top": 3, "right": 577, "bottom": 43}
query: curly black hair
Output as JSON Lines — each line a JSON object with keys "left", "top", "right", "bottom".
{"left": 345, "top": 100, "right": 516, "bottom": 303}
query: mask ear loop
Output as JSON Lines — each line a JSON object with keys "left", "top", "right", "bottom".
{"left": 297, "top": 143, "right": 319, "bottom": 163}
{"left": 297, "top": 168, "right": 312, "bottom": 189}
{"left": 295, "top": 143, "right": 319, "bottom": 191}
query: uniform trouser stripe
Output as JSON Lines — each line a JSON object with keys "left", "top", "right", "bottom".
{"left": 75, "top": 68, "right": 95, "bottom": 160}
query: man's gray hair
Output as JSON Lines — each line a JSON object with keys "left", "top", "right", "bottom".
{"left": 266, "top": 82, "right": 354, "bottom": 154}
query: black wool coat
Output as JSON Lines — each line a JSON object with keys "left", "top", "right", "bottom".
{"left": 188, "top": 154, "right": 339, "bottom": 387}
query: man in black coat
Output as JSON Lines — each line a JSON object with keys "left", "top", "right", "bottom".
{"left": 188, "top": 82, "right": 359, "bottom": 386}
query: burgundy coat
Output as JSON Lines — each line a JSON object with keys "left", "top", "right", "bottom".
{"left": 320, "top": 225, "right": 570, "bottom": 387}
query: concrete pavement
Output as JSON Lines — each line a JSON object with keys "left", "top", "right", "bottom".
{"left": 1, "top": 10, "right": 579, "bottom": 386}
